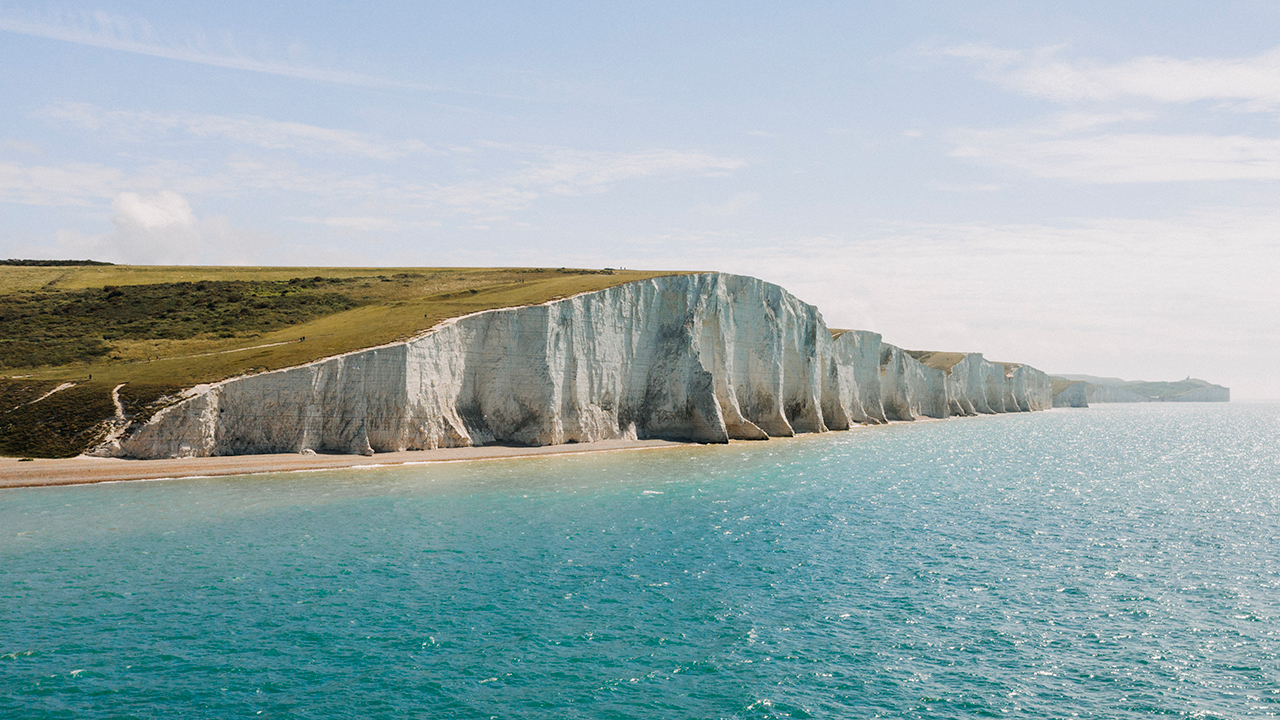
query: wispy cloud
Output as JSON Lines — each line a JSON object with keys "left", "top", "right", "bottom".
{"left": 0, "top": 154, "right": 412, "bottom": 208}
{"left": 939, "top": 43, "right": 1280, "bottom": 109}
{"left": 40, "top": 102, "right": 435, "bottom": 160}
{"left": 506, "top": 147, "right": 746, "bottom": 195}
{"left": 423, "top": 181, "right": 539, "bottom": 214}
{"left": 2, "top": 139, "right": 41, "bottom": 155}
{"left": 220, "top": 147, "right": 743, "bottom": 218}
{"left": 290, "top": 215, "right": 419, "bottom": 232}
{"left": 694, "top": 192, "right": 760, "bottom": 217}
{"left": 934, "top": 44, "right": 1280, "bottom": 183}
{"left": 931, "top": 182, "right": 1001, "bottom": 193}
{"left": 0, "top": 8, "right": 428, "bottom": 91}
{"left": 412, "top": 147, "right": 747, "bottom": 218}
{"left": 0, "top": 161, "right": 133, "bottom": 205}
{"left": 0, "top": 143, "right": 746, "bottom": 229}
{"left": 952, "top": 125, "right": 1280, "bottom": 183}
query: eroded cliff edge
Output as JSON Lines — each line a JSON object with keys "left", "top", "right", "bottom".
{"left": 104, "top": 273, "right": 1053, "bottom": 459}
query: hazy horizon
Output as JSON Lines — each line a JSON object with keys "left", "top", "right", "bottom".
{"left": 2, "top": 2, "right": 1276, "bottom": 398}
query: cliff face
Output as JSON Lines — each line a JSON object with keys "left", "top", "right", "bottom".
{"left": 879, "top": 344, "right": 949, "bottom": 421}
{"left": 112, "top": 273, "right": 1055, "bottom": 459}
{"left": 1165, "top": 386, "right": 1230, "bottom": 402}
{"left": 1052, "top": 381, "right": 1089, "bottom": 408}
{"left": 1086, "top": 384, "right": 1154, "bottom": 403}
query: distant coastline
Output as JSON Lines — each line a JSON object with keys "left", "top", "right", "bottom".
{"left": 1051, "top": 374, "right": 1229, "bottom": 405}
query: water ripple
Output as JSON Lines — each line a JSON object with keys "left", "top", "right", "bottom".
{"left": 1, "top": 403, "right": 1278, "bottom": 718}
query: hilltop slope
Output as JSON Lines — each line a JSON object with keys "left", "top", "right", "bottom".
{"left": 1055, "top": 374, "right": 1230, "bottom": 403}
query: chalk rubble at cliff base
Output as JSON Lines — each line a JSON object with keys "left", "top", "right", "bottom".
{"left": 104, "top": 273, "right": 1055, "bottom": 459}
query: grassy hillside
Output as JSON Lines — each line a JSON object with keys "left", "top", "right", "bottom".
{"left": 1, "top": 265, "right": 680, "bottom": 457}
{"left": 1051, "top": 377, "right": 1082, "bottom": 396}
{"left": 905, "top": 350, "right": 967, "bottom": 373}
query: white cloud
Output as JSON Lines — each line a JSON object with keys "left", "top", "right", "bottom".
{"left": 113, "top": 190, "right": 193, "bottom": 231}
{"left": 98, "top": 191, "right": 198, "bottom": 263}
{"left": 940, "top": 43, "right": 1280, "bottom": 108}
{"left": 40, "top": 103, "right": 434, "bottom": 160}
{"left": 54, "top": 191, "right": 267, "bottom": 264}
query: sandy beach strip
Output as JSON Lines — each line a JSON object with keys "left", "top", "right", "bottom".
{"left": 0, "top": 438, "right": 692, "bottom": 489}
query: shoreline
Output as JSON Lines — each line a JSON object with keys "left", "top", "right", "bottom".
{"left": 0, "top": 408, "right": 1121, "bottom": 490}
{"left": 0, "top": 438, "right": 694, "bottom": 489}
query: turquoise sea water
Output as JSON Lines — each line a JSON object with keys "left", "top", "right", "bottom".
{"left": 2, "top": 403, "right": 1279, "bottom": 718}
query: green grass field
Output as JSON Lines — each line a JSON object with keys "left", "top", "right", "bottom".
{"left": 1, "top": 265, "right": 680, "bottom": 457}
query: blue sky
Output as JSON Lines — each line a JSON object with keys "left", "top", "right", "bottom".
{"left": 2, "top": 1, "right": 1278, "bottom": 397}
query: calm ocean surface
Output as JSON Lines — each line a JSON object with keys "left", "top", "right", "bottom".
{"left": 3, "top": 403, "right": 1279, "bottom": 718}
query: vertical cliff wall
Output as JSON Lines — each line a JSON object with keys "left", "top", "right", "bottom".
{"left": 1052, "top": 381, "right": 1089, "bottom": 408}
{"left": 110, "top": 273, "right": 1056, "bottom": 459}
{"left": 879, "top": 344, "right": 949, "bottom": 421}
{"left": 1086, "top": 384, "right": 1154, "bottom": 403}
{"left": 1166, "top": 386, "right": 1230, "bottom": 402}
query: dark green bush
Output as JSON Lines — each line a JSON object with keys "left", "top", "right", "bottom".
{"left": 0, "top": 279, "right": 362, "bottom": 369}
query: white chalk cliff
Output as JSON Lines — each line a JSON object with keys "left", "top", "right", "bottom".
{"left": 1052, "top": 381, "right": 1089, "bottom": 408}
{"left": 110, "top": 273, "right": 1054, "bottom": 459}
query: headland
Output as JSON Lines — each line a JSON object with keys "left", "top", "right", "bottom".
{"left": 2, "top": 264, "right": 1222, "bottom": 473}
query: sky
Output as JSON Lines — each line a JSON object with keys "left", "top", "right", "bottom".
{"left": 2, "top": 1, "right": 1278, "bottom": 398}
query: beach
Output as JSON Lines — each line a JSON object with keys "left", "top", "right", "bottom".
{"left": 0, "top": 438, "right": 690, "bottom": 488}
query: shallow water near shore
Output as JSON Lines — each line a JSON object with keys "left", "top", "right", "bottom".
{"left": 3, "top": 403, "right": 1279, "bottom": 718}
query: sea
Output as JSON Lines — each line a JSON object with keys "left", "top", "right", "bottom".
{"left": 2, "top": 402, "right": 1279, "bottom": 719}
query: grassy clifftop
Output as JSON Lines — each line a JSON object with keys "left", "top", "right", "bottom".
{"left": 1, "top": 265, "right": 679, "bottom": 457}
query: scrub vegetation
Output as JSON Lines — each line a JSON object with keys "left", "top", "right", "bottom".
{"left": 0, "top": 264, "right": 678, "bottom": 457}
{"left": 0, "top": 277, "right": 360, "bottom": 368}
{"left": 905, "top": 350, "right": 968, "bottom": 373}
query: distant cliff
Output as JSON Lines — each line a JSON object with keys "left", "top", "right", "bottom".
{"left": 1050, "top": 378, "right": 1089, "bottom": 408}
{"left": 100, "top": 273, "right": 1055, "bottom": 459}
{"left": 1053, "top": 374, "right": 1229, "bottom": 403}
